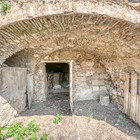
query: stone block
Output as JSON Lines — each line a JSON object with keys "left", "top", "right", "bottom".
{"left": 92, "top": 74, "right": 100, "bottom": 79}
{"left": 92, "top": 80, "right": 104, "bottom": 86}
{"left": 96, "top": 68, "right": 106, "bottom": 74}
{"left": 74, "top": 89, "right": 93, "bottom": 101}
{"left": 100, "top": 74, "right": 109, "bottom": 79}
{"left": 105, "top": 85, "right": 110, "bottom": 91}
{"left": 112, "top": 89, "right": 117, "bottom": 95}
{"left": 99, "top": 86, "right": 107, "bottom": 91}
{"left": 0, "top": 67, "right": 27, "bottom": 113}
{"left": 78, "top": 76, "right": 87, "bottom": 82}
{"left": 99, "top": 95, "right": 110, "bottom": 106}
{"left": 92, "top": 86, "right": 100, "bottom": 91}
{"left": 53, "top": 84, "right": 61, "bottom": 89}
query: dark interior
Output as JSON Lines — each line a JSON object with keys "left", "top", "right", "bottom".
{"left": 46, "top": 63, "right": 69, "bottom": 90}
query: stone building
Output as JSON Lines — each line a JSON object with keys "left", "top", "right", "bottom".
{"left": 0, "top": 0, "right": 140, "bottom": 126}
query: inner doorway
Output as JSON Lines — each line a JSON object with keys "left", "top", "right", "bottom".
{"left": 45, "top": 62, "right": 71, "bottom": 115}
{"left": 21, "top": 62, "right": 73, "bottom": 116}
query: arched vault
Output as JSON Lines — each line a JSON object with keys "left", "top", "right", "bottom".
{"left": 0, "top": 1, "right": 140, "bottom": 72}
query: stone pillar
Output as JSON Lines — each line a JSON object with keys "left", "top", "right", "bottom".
{"left": 34, "top": 63, "right": 47, "bottom": 101}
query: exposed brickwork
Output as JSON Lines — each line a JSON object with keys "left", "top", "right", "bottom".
{"left": 0, "top": 1, "right": 139, "bottom": 74}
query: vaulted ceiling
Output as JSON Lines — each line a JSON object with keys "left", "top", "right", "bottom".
{"left": 0, "top": 1, "right": 140, "bottom": 72}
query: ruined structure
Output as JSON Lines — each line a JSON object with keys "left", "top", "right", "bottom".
{"left": 0, "top": 0, "right": 140, "bottom": 126}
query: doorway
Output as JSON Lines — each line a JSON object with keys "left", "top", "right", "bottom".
{"left": 45, "top": 62, "right": 71, "bottom": 115}
{"left": 21, "top": 61, "right": 73, "bottom": 116}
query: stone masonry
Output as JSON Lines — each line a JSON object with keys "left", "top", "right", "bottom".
{"left": 0, "top": 0, "right": 140, "bottom": 126}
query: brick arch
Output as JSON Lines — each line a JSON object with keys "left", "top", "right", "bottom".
{"left": 0, "top": 1, "right": 139, "bottom": 28}
{"left": 0, "top": 1, "right": 140, "bottom": 72}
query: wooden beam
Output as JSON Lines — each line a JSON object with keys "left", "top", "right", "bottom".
{"left": 123, "top": 73, "right": 130, "bottom": 114}
{"left": 138, "top": 95, "right": 140, "bottom": 125}
{"left": 136, "top": 95, "right": 140, "bottom": 125}
{"left": 130, "top": 72, "right": 137, "bottom": 121}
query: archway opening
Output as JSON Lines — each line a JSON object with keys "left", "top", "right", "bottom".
{"left": 45, "top": 62, "right": 71, "bottom": 115}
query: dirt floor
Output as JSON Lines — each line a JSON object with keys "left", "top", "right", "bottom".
{"left": 20, "top": 92, "right": 140, "bottom": 140}
{"left": 21, "top": 92, "right": 71, "bottom": 116}
{"left": 73, "top": 101, "right": 140, "bottom": 140}
{"left": 15, "top": 115, "right": 137, "bottom": 140}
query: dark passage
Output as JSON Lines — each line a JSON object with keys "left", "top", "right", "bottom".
{"left": 45, "top": 63, "right": 70, "bottom": 115}
{"left": 46, "top": 63, "right": 69, "bottom": 92}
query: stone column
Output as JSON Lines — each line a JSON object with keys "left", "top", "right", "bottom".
{"left": 34, "top": 63, "right": 47, "bottom": 101}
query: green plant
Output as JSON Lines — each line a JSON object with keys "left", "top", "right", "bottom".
{"left": 27, "top": 120, "right": 40, "bottom": 133}
{"left": 117, "top": 115, "right": 127, "bottom": 125}
{"left": 1, "top": 1, "right": 11, "bottom": 12}
{"left": 29, "top": 133, "right": 38, "bottom": 140}
{"left": 6, "top": 122, "right": 24, "bottom": 138}
{"left": 20, "top": 0, "right": 24, "bottom": 6}
{"left": 42, "top": 0, "right": 46, "bottom": 3}
{"left": 53, "top": 114, "right": 63, "bottom": 124}
{"left": 0, "top": 132, "right": 5, "bottom": 140}
{"left": 88, "top": 115, "right": 93, "bottom": 123}
{"left": 104, "top": 118, "right": 107, "bottom": 122}
{"left": 0, "top": 126, "right": 5, "bottom": 140}
{"left": 41, "top": 131, "right": 54, "bottom": 140}
{"left": 4, "top": 120, "right": 40, "bottom": 139}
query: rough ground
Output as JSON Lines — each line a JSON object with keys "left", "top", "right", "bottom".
{"left": 21, "top": 92, "right": 71, "bottom": 116}
{"left": 15, "top": 115, "right": 137, "bottom": 140}
{"left": 20, "top": 92, "right": 140, "bottom": 140}
{"left": 73, "top": 101, "right": 140, "bottom": 140}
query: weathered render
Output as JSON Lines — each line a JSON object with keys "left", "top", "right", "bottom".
{"left": 0, "top": 0, "right": 140, "bottom": 126}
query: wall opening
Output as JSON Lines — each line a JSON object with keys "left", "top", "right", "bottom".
{"left": 45, "top": 62, "right": 71, "bottom": 115}
{"left": 46, "top": 63, "right": 69, "bottom": 93}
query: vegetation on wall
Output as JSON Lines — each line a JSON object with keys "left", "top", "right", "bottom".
{"left": 42, "top": 0, "right": 46, "bottom": 4}
{"left": 0, "top": 0, "right": 139, "bottom": 13}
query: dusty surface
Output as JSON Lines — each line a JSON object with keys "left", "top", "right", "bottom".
{"left": 21, "top": 92, "right": 71, "bottom": 116}
{"left": 14, "top": 115, "right": 137, "bottom": 140}
{"left": 21, "top": 93, "right": 140, "bottom": 140}
{"left": 74, "top": 101, "right": 140, "bottom": 140}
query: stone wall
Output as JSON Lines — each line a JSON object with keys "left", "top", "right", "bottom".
{"left": 42, "top": 50, "right": 112, "bottom": 102}
{"left": 5, "top": 49, "right": 37, "bottom": 74}
{"left": 73, "top": 60, "right": 110, "bottom": 101}
{"left": 4, "top": 49, "right": 112, "bottom": 102}
{"left": 3, "top": 41, "right": 140, "bottom": 112}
